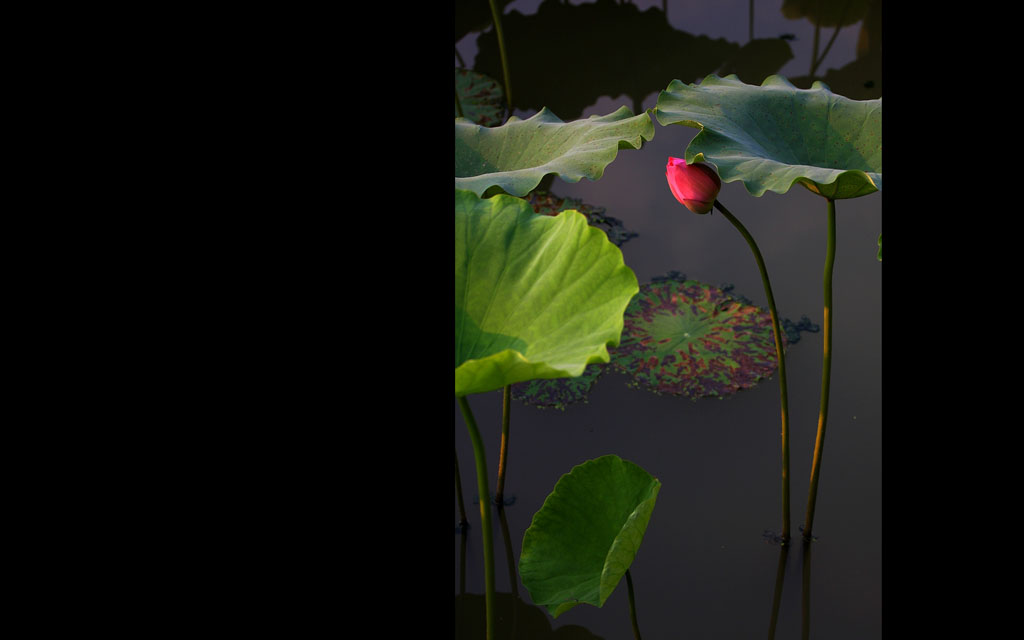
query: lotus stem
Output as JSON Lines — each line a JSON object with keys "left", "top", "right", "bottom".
{"left": 495, "top": 384, "right": 511, "bottom": 505}
{"left": 714, "top": 199, "right": 792, "bottom": 544}
{"left": 458, "top": 395, "right": 496, "bottom": 640}
{"left": 487, "top": 0, "right": 512, "bottom": 111}
{"left": 625, "top": 569, "right": 643, "bottom": 640}
{"left": 803, "top": 198, "right": 836, "bottom": 542}
{"left": 455, "top": 447, "right": 468, "bottom": 529}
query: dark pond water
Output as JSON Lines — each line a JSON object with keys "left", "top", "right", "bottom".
{"left": 455, "top": 1, "right": 882, "bottom": 637}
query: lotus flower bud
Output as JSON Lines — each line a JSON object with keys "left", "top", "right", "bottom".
{"left": 665, "top": 157, "right": 721, "bottom": 214}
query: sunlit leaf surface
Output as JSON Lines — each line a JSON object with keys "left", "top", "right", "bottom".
{"left": 455, "top": 190, "right": 638, "bottom": 397}
{"left": 655, "top": 74, "right": 881, "bottom": 199}
{"left": 519, "top": 455, "right": 660, "bottom": 618}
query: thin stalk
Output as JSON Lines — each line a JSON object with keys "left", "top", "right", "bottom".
{"left": 803, "top": 198, "right": 836, "bottom": 542}
{"left": 487, "top": 0, "right": 512, "bottom": 111}
{"left": 625, "top": 569, "right": 642, "bottom": 640}
{"left": 458, "top": 395, "right": 496, "bottom": 640}
{"left": 714, "top": 199, "right": 791, "bottom": 544}
{"left": 455, "top": 447, "right": 469, "bottom": 529}
{"left": 810, "top": 0, "right": 853, "bottom": 77}
{"left": 497, "top": 506, "right": 520, "bottom": 638}
{"left": 495, "top": 384, "right": 511, "bottom": 505}
{"left": 455, "top": 86, "right": 465, "bottom": 119}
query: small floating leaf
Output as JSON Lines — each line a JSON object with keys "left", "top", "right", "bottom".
{"left": 519, "top": 455, "right": 660, "bottom": 618}
{"left": 611, "top": 278, "right": 784, "bottom": 399}
{"left": 455, "top": 68, "right": 506, "bottom": 127}
{"left": 511, "top": 363, "right": 607, "bottom": 411}
{"left": 655, "top": 74, "right": 881, "bottom": 199}
{"left": 455, "top": 106, "right": 654, "bottom": 198}
{"left": 455, "top": 190, "right": 639, "bottom": 397}
{"left": 525, "top": 190, "right": 638, "bottom": 246}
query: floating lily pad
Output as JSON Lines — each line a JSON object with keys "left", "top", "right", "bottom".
{"left": 611, "top": 278, "right": 785, "bottom": 399}
{"left": 525, "top": 191, "right": 638, "bottom": 247}
{"left": 455, "top": 68, "right": 506, "bottom": 127}
{"left": 455, "top": 190, "right": 639, "bottom": 397}
{"left": 511, "top": 363, "right": 608, "bottom": 411}
{"left": 655, "top": 74, "right": 881, "bottom": 199}
{"left": 455, "top": 106, "right": 654, "bottom": 199}
{"left": 519, "top": 455, "right": 660, "bottom": 618}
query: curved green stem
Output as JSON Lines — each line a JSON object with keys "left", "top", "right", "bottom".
{"left": 487, "top": 0, "right": 512, "bottom": 111}
{"left": 458, "top": 395, "right": 495, "bottom": 640}
{"left": 768, "top": 545, "right": 789, "bottom": 640}
{"left": 625, "top": 569, "right": 642, "bottom": 640}
{"left": 714, "top": 199, "right": 792, "bottom": 544}
{"left": 803, "top": 198, "right": 836, "bottom": 541}
{"left": 495, "top": 384, "right": 511, "bottom": 505}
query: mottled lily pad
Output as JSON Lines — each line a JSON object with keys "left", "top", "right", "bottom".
{"left": 455, "top": 68, "right": 506, "bottom": 127}
{"left": 655, "top": 74, "right": 881, "bottom": 200}
{"left": 525, "top": 191, "right": 638, "bottom": 247}
{"left": 611, "top": 278, "right": 785, "bottom": 399}
{"left": 519, "top": 455, "right": 660, "bottom": 618}
{"left": 511, "top": 363, "right": 607, "bottom": 411}
{"left": 455, "top": 106, "right": 654, "bottom": 198}
{"left": 455, "top": 189, "right": 639, "bottom": 397}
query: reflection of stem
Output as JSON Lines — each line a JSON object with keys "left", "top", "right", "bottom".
{"left": 460, "top": 523, "right": 468, "bottom": 595}
{"left": 455, "top": 45, "right": 467, "bottom": 69}
{"left": 455, "top": 447, "right": 468, "bottom": 529}
{"left": 458, "top": 395, "right": 495, "bottom": 640}
{"left": 625, "top": 569, "right": 642, "bottom": 640}
{"left": 803, "top": 198, "right": 836, "bottom": 542}
{"left": 768, "top": 545, "right": 790, "bottom": 639}
{"left": 714, "top": 199, "right": 791, "bottom": 544}
{"left": 810, "top": 0, "right": 853, "bottom": 77}
{"left": 749, "top": 0, "right": 754, "bottom": 42}
{"left": 495, "top": 385, "right": 511, "bottom": 504}
{"left": 801, "top": 541, "right": 813, "bottom": 640}
{"left": 810, "top": 14, "right": 821, "bottom": 76}
{"left": 487, "top": 0, "right": 512, "bottom": 111}
{"left": 497, "top": 506, "right": 520, "bottom": 638}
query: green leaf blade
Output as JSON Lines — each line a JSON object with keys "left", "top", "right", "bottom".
{"left": 455, "top": 106, "right": 655, "bottom": 198}
{"left": 655, "top": 74, "right": 881, "bottom": 200}
{"left": 455, "top": 190, "right": 639, "bottom": 397}
{"left": 519, "top": 455, "right": 661, "bottom": 618}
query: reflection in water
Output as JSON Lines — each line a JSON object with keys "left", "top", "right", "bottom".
{"left": 471, "top": 0, "right": 793, "bottom": 120}
{"left": 455, "top": 593, "right": 606, "bottom": 640}
{"left": 785, "top": 0, "right": 882, "bottom": 99}
{"left": 768, "top": 545, "right": 789, "bottom": 640}
{"left": 802, "top": 542, "right": 813, "bottom": 640}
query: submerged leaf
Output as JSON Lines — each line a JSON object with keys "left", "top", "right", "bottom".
{"left": 655, "top": 74, "right": 881, "bottom": 199}
{"left": 455, "top": 190, "right": 638, "bottom": 397}
{"left": 611, "top": 278, "right": 784, "bottom": 399}
{"left": 455, "top": 106, "right": 654, "bottom": 198}
{"left": 519, "top": 455, "right": 660, "bottom": 618}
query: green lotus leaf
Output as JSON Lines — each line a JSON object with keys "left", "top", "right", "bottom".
{"left": 455, "top": 190, "right": 639, "bottom": 397}
{"left": 455, "top": 106, "right": 655, "bottom": 198}
{"left": 525, "top": 190, "right": 637, "bottom": 247}
{"left": 610, "top": 278, "right": 784, "bottom": 399}
{"left": 455, "top": 68, "right": 506, "bottom": 127}
{"left": 519, "top": 455, "right": 660, "bottom": 618}
{"left": 655, "top": 74, "right": 881, "bottom": 200}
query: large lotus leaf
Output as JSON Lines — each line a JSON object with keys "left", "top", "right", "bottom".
{"left": 519, "top": 455, "right": 660, "bottom": 618}
{"left": 655, "top": 74, "right": 881, "bottom": 199}
{"left": 455, "top": 68, "right": 506, "bottom": 127}
{"left": 455, "top": 106, "right": 654, "bottom": 198}
{"left": 611, "top": 278, "right": 785, "bottom": 399}
{"left": 455, "top": 190, "right": 639, "bottom": 397}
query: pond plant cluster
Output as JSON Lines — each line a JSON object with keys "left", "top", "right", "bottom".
{"left": 455, "top": 6, "right": 881, "bottom": 639}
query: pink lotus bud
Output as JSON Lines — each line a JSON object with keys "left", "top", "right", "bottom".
{"left": 665, "top": 157, "right": 721, "bottom": 214}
